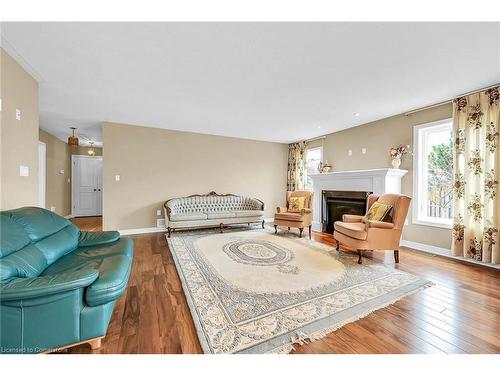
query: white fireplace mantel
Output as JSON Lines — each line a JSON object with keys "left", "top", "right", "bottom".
{"left": 309, "top": 168, "right": 408, "bottom": 231}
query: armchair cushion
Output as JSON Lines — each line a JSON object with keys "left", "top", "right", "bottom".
{"left": 275, "top": 212, "right": 304, "bottom": 222}
{"left": 367, "top": 220, "right": 394, "bottom": 229}
{"left": 334, "top": 221, "right": 367, "bottom": 240}
{"left": 0, "top": 269, "right": 99, "bottom": 302}
{"left": 342, "top": 214, "right": 363, "bottom": 223}
{"left": 78, "top": 231, "right": 120, "bottom": 247}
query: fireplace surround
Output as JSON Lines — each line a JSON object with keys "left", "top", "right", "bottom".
{"left": 309, "top": 168, "right": 408, "bottom": 232}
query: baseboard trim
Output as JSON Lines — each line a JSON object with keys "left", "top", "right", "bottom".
{"left": 119, "top": 227, "right": 166, "bottom": 235}
{"left": 120, "top": 218, "right": 274, "bottom": 236}
{"left": 400, "top": 240, "right": 500, "bottom": 270}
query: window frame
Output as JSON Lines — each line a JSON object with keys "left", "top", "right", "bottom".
{"left": 412, "top": 118, "right": 453, "bottom": 229}
{"left": 305, "top": 146, "right": 323, "bottom": 191}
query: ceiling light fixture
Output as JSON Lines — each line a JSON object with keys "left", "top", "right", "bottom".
{"left": 354, "top": 112, "right": 360, "bottom": 117}
{"left": 87, "top": 141, "right": 96, "bottom": 156}
{"left": 68, "top": 127, "right": 79, "bottom": 146}
{"left": 317, "top": 125, "right": 321, "bottom": 129}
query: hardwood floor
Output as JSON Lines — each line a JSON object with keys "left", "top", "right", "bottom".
{"left": 69, "top": 217, "right": 500, "bottom": 354}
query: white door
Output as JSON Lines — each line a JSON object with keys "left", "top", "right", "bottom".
{"left": 72, "top": 156, "right": 103, "bottom": 216}
{"left": 38, "top": 142, "right": 46, "bottom": 208}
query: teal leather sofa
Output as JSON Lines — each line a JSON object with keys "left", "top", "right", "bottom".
{"left": 0, "top": 207, "right": 133, "bottom": 354}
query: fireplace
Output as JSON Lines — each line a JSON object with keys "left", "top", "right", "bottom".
{"left": 322, "top": 190, "right": 371, "bottom": 233}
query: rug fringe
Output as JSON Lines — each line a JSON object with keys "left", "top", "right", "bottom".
{"left": 266, "top": 282, "right": 434, "bottom": 354}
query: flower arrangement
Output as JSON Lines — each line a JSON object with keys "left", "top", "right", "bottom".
{"left": 389, "top": 145, "right": 411, "bottom": 168}
{"left": 389, "top": 145, "right": 411, "bottom": 159}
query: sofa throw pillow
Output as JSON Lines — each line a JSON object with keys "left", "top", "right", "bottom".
{"left": 362, "top": 201, "right": 392, "bottom": 223}
{"left": 288, "top": 197, "right": 306, "bottom": 213}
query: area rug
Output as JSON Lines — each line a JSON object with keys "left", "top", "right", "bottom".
{"left": 166, "top": 228, "right": 432, "bottom": 354}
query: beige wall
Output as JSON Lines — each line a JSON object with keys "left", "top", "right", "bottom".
{"left": 308, "top": 103, "right": 453, "bottom": 249}
{"left": 102, "top": 122, "right": 288, "bottom": 230}
{"left": 0, "top": 49, "right": 39, "bottom": 210}
{"left": 39, "top": 129, "right": 72, "bottom": 216}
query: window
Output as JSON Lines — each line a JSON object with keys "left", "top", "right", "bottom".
{"left": 413, "top": 119, "right": 453, "bottom": 228}
{"left": 305, "top": 146, "right": 322, "bottom": 191}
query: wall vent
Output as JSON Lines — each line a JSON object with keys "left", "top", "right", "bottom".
{"left": 156, "top": 218, "right": 166, "bottom": 228}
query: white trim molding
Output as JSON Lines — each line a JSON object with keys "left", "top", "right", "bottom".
{"left": 119, "top": 218, "right": 275, "bottom": 236}
{"left": 64, "top": 214, "right": 75, "bottom": 219}
{"left": 119, "top": 227, "right": 167, "bottom": 235}
{"left": 401, "top": 240, "right": 500, "bottom": 270}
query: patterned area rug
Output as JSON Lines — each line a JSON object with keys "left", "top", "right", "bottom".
{"left": 166, "top": 228, "right": 432, "bottom": 354}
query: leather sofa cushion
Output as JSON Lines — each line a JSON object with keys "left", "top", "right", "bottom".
{"left": 274, "top": 212, "right": 304, "bottom": 222}
{"left": 170, "top": 212, "right": 208, "bottom": 222}
{"left": 0, "top": 244, "right": 48, "bottom": 281}
{"left": 206, "top": 211, "right": 236, "bottom": 219}
{"left": 235, "top": 210, "right": 264, "bottom": 218}
{"left": 0, "top": 214, "right": 31, "bottom": 257}
{"left": 42, "top": 238, "right": 134, "bottom": 306}
{"left": 42, "top": 238, "right": 133, "bottom": 276}
{"left": 33, "top": 225, "right": 79, "bottom": 265}
{"left": 85, "top": 254, "right": 132, "bottom": 306}
{"left": 2, "top": 207, "right": 72, "bottom": 242}
{"left": 78, "top": 231, "right": 120, "bottom": 247}
{"left": 334, "top": 222, "right": 367, "bottom": 240}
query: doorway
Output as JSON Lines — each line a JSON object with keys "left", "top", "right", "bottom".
{"left": 71, "top": 155, "right": 103, "bottom": 217}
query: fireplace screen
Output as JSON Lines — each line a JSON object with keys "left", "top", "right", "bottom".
{"left": 322, "top": 191, "right": 371, "bottom": 234}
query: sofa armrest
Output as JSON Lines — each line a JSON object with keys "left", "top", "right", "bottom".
{"left": 276, "top": 206, "right": 288, "bottom": 213}
{"left": 367, "top": 220, "right": 394, "bottom": 229}
{"left": 343, "top": 214, "right": 363, "bottom": 223}
{"left": 0, "top": 269, "right": 99, "bottom": 302}
{"left": 78, "top": 231, "right": 120, "bottom": 247}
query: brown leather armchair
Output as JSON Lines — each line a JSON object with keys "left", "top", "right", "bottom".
{"left": 333, "top": 194, "right": 411, "bottom": 264}
{"left": 274, "top": 191, "right": 313, "bottom": 239}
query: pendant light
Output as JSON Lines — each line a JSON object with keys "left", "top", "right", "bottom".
{"left": 68, "top": 127, "right": 79, "bottom": 147}
{"left": 88, "top": 142, "right": 96, "bottom": 156}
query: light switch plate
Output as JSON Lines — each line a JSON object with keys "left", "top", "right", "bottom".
{"left": 348, "top": 149, "right": 353, "bottom": 156}
{"left": 115, "top": 175, "right": 120, "bottom": 181}
{"left": 156, "top": 210, "right": 162, "bottom": 216}
{"left": 362, "top": 148, "right": 367, "bottom": 154}
{"left": 19, "top": 165, "right": 29, "bottom": 177}
{"left": 15, "top": 109, "right": 21, "bottom": 120}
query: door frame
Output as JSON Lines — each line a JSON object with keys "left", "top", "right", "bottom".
{"left": 71, "top": 154, "right": 103, "bottom": 217}
{"left": 38, "top": 141, "right": 46, "bottom": 208}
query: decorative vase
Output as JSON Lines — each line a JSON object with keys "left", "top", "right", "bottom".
{"left": 391, "top": 157, "right": 401, "bottom": 169}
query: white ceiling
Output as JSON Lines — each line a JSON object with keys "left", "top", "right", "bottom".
{"left": 1, "top": 22, "right": 499, "bottom": 145}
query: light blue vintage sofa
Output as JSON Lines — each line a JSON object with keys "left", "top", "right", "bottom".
{"left": 164, "top": 191, "right": 265, "bottom": 237}
{"left": 0, "top": 207, "right": 133, "bottom": 353}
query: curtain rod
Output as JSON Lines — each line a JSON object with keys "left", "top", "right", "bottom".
{"left": 404, "top": 82, "right": 500, "bottom": 116}
{"left": 305, "top": 135, "right": 326, "bottom": 143}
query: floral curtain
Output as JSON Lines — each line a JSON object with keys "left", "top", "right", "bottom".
{"left": 287, "top": 141, "right": 307, "bottom": 191}
{"left": 452, "top": 87, "right": 499, "bottom": 264}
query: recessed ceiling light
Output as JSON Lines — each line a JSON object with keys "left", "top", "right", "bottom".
{"left": 317, "top": 125, "right": 321, "bottom": 129}
{"left": 354, "top": 112, "right": 360, "bottom": 117}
